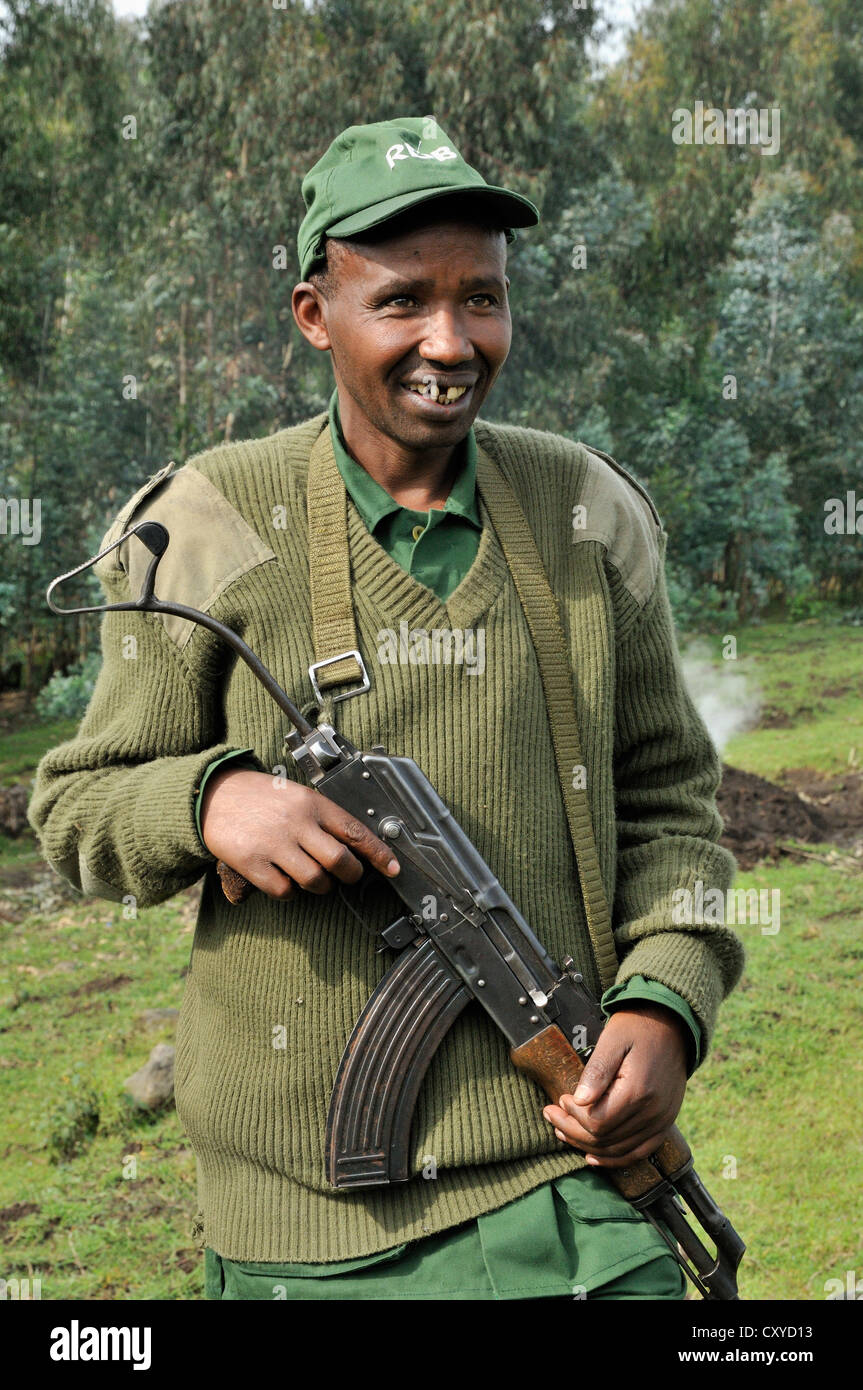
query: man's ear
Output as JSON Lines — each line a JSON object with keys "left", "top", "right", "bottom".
{"left": 292, "top": 284, "right": 332, "bottom": 352}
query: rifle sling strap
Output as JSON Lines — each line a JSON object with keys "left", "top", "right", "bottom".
{"left": 305, "top": 420, "right": 619, "bottom": 990}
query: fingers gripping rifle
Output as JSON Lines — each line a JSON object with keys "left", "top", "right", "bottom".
{"left": 48, "top": 521, "right": 745, "bottom": 1301}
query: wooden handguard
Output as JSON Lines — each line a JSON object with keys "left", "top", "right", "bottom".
{"left": 510, "top": 1023, "right": 692, "bottom": 1203}
{"left": 216, "top": 859, "right": 254, "bottom": 905}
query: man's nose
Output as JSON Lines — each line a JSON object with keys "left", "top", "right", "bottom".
{"left": 417, "top": 309, "right": 475, "bottom": 365}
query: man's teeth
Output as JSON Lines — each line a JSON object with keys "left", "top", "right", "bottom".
{"left": 406, "top": 382, "right": 469, "bottom": 403}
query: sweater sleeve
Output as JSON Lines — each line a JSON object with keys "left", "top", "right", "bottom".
{"left": 27, "top": 568, "right": 250, "bottom": 910}
{"left": 610, "top": 536, "right": 745, "bottom": 1059}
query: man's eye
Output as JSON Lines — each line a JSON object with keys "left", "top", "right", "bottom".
{"left": 380, "top": 293, "right": 498, "bottom": 308}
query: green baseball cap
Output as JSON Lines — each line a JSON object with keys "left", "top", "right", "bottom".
{"left": 297, "top": 115, "right": 540, "bottom": 280}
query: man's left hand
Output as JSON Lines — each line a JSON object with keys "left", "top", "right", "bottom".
{"left": 542, "top": 1002, "right": 688, "bottom": 1168}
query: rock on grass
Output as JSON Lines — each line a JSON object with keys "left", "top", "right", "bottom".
{"left": 124, "top": 1044, "right": 175, "bottom": 1110}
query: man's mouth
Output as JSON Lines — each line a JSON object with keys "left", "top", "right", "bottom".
{"left": 399, "top": 375, "right": 475, "bottom": 408}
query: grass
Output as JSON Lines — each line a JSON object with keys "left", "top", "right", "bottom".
{"left": 1, "top": 615, "right": 861, "bottom": 1300}
{"left": 721, "top": 618, "right": 863, "bottom": 779}
{"left": 0, "top": 890, "right": 202, "bottom": 1299}
{"left": 681, "top": 859, "right": 863, "bottom": 1300}
{"left": 1, "top": 717, "right": 82, "bottom": 886}
{"left": 0, "top": 718, "right": 78, "bottom": 786}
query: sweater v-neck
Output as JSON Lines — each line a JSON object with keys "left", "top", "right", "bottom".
{"left": 319, "top": 424, "right": 511, "bottom": 634}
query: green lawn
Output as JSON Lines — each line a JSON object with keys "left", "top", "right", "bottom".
{"left": 722, "top": 618, "right": 863, "bottom": 779}
{"left": 681, "top": 859, "right": 863, "bottom": 1300}
{"left": 1, "top": 718, "right": 80, "bottom": 882}
{"left": 1, "top": 617, "right": 861, "bottom": 1300}
{"left": 0, "top": 717, "right": 78, "bottom": 786}
{"left": 0, "top": 888, "right": 202, "bottom": 1299}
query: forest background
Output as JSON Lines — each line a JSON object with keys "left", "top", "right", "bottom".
{"left": 1, "top": 0, "right": 862, "bottom": 705}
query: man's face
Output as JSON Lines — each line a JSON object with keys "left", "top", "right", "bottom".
{"left": 294, "top": 219, "right": 511, "bottom": 454}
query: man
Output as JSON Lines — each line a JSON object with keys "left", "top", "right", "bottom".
{"left": 29, "top": 117, "right": 744, "bottom": 1300}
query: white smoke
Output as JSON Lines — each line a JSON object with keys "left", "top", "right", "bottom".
{"left": 680, "top": 641, "right": 763, "bottom": 756}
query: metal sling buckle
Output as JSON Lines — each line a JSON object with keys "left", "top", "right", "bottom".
{"left": 308, "top": 649, "right": 370, "bottom": 706}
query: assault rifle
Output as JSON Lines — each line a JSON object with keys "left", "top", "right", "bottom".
{"left": 48, "top": 520, "right": 745, "bottom": 1301}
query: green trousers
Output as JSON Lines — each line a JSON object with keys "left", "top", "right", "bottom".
{"left": 204, "top": 1172, "right": 688, "bottom": 1301}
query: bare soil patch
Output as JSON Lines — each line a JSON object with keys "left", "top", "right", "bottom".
{"left": 718, "top": 764, "right": 863, "bottom": 869}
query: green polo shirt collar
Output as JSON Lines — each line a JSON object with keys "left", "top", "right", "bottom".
{"left": 327, "top": 387, "right": 481, "bottom": 535}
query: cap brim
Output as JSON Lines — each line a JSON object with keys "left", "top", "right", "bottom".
{"left": 325, "top": 183, "right": 539, "bottom": 240}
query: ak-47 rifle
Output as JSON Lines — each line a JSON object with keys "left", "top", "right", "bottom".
{"left": 48, "top": 519, "right": 745, "bottom": 1301}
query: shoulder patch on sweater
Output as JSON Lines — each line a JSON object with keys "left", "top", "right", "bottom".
{"left": 474, "top": 421, "right": 663, "bottom": 609}
{"left": 97, "top": 461, "right": 177, "bottom": 551}
{"left": 573, "top": 445, "right": 661, "bottom": 607}
{"left": 582, "top": 444, "right": 662, "bottom": 528}
{"left": 95, "top": 465, "right": 276, "bottom": 648}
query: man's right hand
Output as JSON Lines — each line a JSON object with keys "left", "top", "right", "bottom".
{"left": 200, "top": 767, "right": 401, "bottom": 900}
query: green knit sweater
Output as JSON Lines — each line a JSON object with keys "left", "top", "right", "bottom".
{"left": 28, "top": 412, "right": 743, "bottom": 1262}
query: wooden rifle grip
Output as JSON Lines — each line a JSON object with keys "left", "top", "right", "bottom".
{"left": 511, "top": 1021, "right": 588, "bottom": 1100}
{"left": 510, "top": 1023, "right": 689, "bottom": 1203}
{"left": 650, "top": 1127, "right": 692, "bottom": 1180}
{"left": 216, "top": 859, "right": 255, "bottom": 904}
